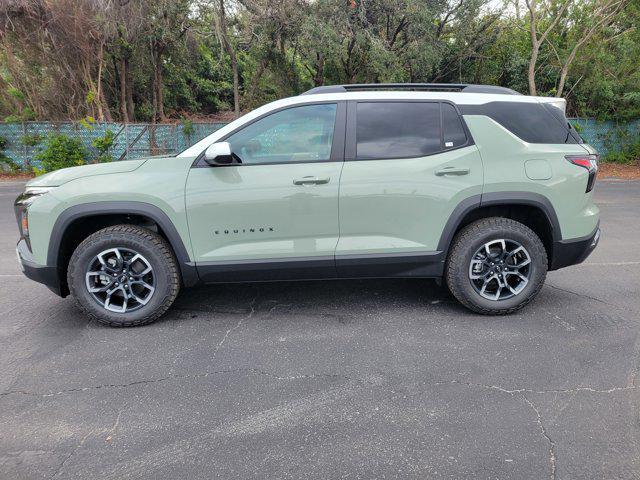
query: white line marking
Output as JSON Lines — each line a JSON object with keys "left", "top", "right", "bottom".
{"left": 578, "top": 261, "right": 640, "bottom": 267}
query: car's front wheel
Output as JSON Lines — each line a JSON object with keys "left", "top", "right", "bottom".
{"left": 67, "top": 225, "right": 180, "bottom": 327}
{"left": 445, "top": 217, "right": 548, "bottom": 315}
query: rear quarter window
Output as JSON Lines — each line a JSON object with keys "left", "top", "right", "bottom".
{"left": 460, "top": 101, "right": 580, "bottom": 144}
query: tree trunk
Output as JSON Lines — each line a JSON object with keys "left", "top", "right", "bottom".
{"left": 119, "top": 57, "right": 129, "bottom": 122}
{"left": 230, "top": 52, "right": 240, "bottom": 117}
{"left": 151, "top": 65, "right": 158, "bottom": 124}
{"left": 125, "top": 58, "right": 135, "bottom": 121}
{"left": 314, "top": 53, "right": 324, "bottom": 86}
{"left": 528, "top": 43, "right": 539, "bottom": 96}
{"left": 100, "top": 88, "right": 112, "bottom": 122}
{"left": 218, "top": 0, "right": 240, "bottom": 118}
{"left": 156, "top": 60, "right": 165, "bottom": 121}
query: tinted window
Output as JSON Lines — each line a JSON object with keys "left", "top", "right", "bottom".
{"left": 356, "top": 102, "right": 441, "bottom": 159}
{"left": 442, "top": 103, "right": 467, "bottom": 148}
{"left": 226, "top": 104, "right": 337, "bottom": 164}
{"left": 460, "top": 101, "right": 579, "bottom": 144}
{"left": 542, "top": 103, "right": 583, "bottom": 143}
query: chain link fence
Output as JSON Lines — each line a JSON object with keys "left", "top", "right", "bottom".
{"left": 0, "top": 122, "right": 227, "bottom": 169}
{"left": 0, "top": 118, "right": 638, "bottom": 170}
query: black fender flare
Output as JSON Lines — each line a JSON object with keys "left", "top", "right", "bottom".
{"left": 48, "top": 201, "right": 199, "bottom": 287}
{"left": 437, "top": 191, "right": 562, "bottom": 255}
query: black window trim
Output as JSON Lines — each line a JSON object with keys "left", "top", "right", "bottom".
{"left": 192, "top": 100, "right": 347, "bottom": 168}
{"left": 345, "top": 99, "right": 475, "bottom": 162}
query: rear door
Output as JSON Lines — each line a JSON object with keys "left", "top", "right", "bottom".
{"left": 185, "top": 102, "right": 346, "bottom": 282}
{"left": 336, "top": 100, "right": 483, "bottom": 277}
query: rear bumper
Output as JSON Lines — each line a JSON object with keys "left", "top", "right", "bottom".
{"left": 550, "top": 224, "right": 600, "bottom": 270}
{"left": 16, "top": 239, "right": 65, "bottom": 297}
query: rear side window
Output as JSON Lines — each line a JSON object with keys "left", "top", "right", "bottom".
{"left": 356, "top": 102, "right": 441, "bottom": 159}
{"left": 461, "top": 101, "right": 580, "bottom": 144}
{"left": 442, "top": 103, "right": 467, "bottom": 148}
{"left": 542, "top": 103, "right": 583, "bottom": 143}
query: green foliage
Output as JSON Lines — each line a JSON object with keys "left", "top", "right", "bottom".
{"left": 604, "top": 142, "right": 640, "bottom": 164}
{"left": 603, "top": 133, "right": 640, "bottom": 165}
{"left": 3, "top": 107, "right": 36, "bottom": 123}
{"left": 0, "top": 0, "right": 638, "bottom": 127}
{"left": 0, "top": 135, "right": 19, "bottom": 173}
{"left": 21, "top": 133, "right": 42, "bottom": 147}
{"left": 79, "top": 116, "right": 96, "bottom": 131}
{"left": 35, "top": 134, "right": 87, "bottom": 173}
{"left": 91, "top": 129, "right": 115, "bottom": 163}
{"left": 0, "top": 154, "right": 20, "bottom": 173}
{"left": 180, "top": 117, "right": 195, "bottom": 138}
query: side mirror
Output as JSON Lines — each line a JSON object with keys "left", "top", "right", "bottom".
{"left": 204, "top": 142, "right": 235, "bottom": 165}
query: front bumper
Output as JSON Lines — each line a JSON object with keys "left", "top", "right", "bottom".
{"left": 16, "top": 239, "right": 64, "bottom": 296}
{"left": 550, "top": 224, "right": 600, "bottom": 271}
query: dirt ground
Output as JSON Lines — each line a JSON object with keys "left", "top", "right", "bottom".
{"left": 598, "top": 162, "right": 640, "bottom": 180}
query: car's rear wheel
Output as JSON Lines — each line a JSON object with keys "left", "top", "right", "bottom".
{"left": 68, "top": 225, "right": 180, "bottom": 327}
{"left": 445, "top": 217, "right": 548, "bottom": 315}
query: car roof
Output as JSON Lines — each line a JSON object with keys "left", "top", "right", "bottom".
{"left": 301, "top": 83, "right": 520, "bottom": 95}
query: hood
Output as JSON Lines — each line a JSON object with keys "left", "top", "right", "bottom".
{"left": 27, "top": 158, "right": 150, "bottom": 187}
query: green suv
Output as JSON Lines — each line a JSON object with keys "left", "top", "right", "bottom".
{"left": 15, "top": 83, "right": 600, "bottom": 326}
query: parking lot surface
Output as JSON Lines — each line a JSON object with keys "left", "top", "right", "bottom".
{"left": 1, "top": 179, "right": 639, "bottom": 479}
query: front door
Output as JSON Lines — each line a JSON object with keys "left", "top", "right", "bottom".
{"left": 336, "top": 100, "right": 483, "bottom": 277}
{"left": 185, "top": 102, "right": 346, "bottom": 282}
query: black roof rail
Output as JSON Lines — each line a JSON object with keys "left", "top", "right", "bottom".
{"left": 301, "top": 83, "right": 520, "bottom": 96}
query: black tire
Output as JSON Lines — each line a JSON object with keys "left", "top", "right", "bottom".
{"left": 445, "top": 217, "right": 548, "bottom": 315}
{"left": 67, "top": 225, "right": 180, "bottom": 327}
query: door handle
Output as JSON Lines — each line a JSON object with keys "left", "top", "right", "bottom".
{"left": 435, "top": 166, "right": 470, "bottom": 176}
{"left": 293, "top": 176, "right": 330, "bottom": 185}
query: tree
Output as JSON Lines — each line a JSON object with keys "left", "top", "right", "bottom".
{"left": 213, "top": 0, "right": 241, "bottom": 117}
{"left": 524, "top": 0, "right": 574, "bottom": 95}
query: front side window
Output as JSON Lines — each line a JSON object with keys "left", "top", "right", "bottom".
{"left": 226, "top": 104, "right": 337, "bottom": 164}
{"left": 356, "top": 102, "right": 441, "bottom": 160}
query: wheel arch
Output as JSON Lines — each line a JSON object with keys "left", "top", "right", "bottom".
{"left": 49, "top": 202, "right": 199, "bottom": 296}
{"left": 438, "top": 192, "right": 561, "bottom": 267}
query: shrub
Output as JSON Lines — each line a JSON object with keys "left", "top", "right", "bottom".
{"left": 0, "top": 154, "right": 20, "bottom": 173}
{"left": 603, "top": 139, "right": 640, "bottom": 165}
{"left": 21, "top": 134, "right": 43, "bottom": 147}
{"left": 35, "top": 133, "right": 87, "bottom": 173}
{"left": 91, "top": 129, "right": 115, "bottom": 163}
{"left": 0, "top": 136, "right": 20, "bottom": 173}
{"left": 181, "top": 117, "right": 195, "bottom": 137}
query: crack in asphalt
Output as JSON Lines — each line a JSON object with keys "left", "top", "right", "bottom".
{"left": 0, "top": 369, "right": 357, "bottom": 398}
{"left": 432, "top": 380, "right": 637, "bottom": 395}
{"left": 544, "top": 282, "right": 614, "bottom": 306}
{"left": 2, "top": 371, "right": 635, "bottom": 479}
{"left": 2, "top": 372, "right": 635, "bottom": 398}
{"left": 212, "top": 288, "right": 260, "bottom": 357}
{"left": 433, "top": 380, "right": 560, "bottom": 479}
{"left": 49, "top": 428, "right": 96, "bottom": 479}
{"left": 521, "top": 394, "right": 557, "bottom": 480}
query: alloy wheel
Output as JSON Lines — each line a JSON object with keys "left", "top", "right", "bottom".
{"left": 468, "top": 239, "right": 532, "bottom": 301}
{"left": 85, "top": 247, "right": 155, "bottom": 313}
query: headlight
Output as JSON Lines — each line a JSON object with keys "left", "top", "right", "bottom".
{"left": 14, "top": 186, "right": 54, "bottom": 250}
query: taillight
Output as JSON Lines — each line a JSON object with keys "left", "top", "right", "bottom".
{"left": 566, "top": 154, "right": 598, "bottom": 192}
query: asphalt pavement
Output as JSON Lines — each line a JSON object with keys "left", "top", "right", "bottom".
{"left": 1, "top": 178, "right": 639, "bottom": 479}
